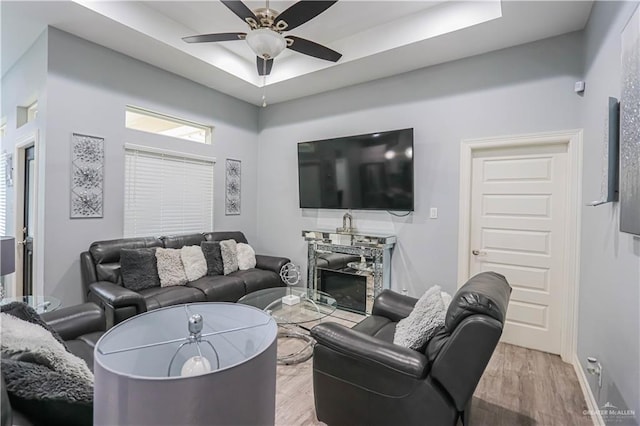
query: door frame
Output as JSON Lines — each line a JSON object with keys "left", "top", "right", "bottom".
{"left": 457, "top": 129, "right": 583, "bottom": 363}
{"left": 13, "top": 131, "right": 43, "bottom": 298}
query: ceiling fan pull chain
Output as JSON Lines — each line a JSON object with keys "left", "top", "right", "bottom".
{"left": 262, "top": 75, "right": 268, "bottom": 108}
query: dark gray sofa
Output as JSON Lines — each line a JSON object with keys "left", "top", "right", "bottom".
{"left": 80, "top": 231, "right": 289, "bottom": 325}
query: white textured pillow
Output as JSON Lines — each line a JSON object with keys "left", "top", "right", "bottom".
{"left": 393, "top": 285, "right": 447, "bottom": 350}
{"left": 181, "top": 245, "right": 207, "bottom": 282}
{"left": 237, "top": 243, "right": 256, "bottom": 270}
{"left": 219, "top": 239, "right": 238, "bottom": 275}
{"left": 156, "top": 248, "right": 188, "bottom": 287}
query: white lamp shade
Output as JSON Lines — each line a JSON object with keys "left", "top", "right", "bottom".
{"left": 246, "top": 28, "right": 286, "bottom": 59}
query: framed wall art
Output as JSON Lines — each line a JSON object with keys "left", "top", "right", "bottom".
{"left": 620, "top": 5, "right": 640, "bottom": 235}
{"left": 225, "top": 159, "right": 241, "bottom": 216}
{"left": 71, "top": 133, "right": 104, "bottom": 218}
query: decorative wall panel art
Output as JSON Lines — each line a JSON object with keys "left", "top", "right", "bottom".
{"left": 71, "top": 133, "right": 104, "bottom": 218}
{"left": 620, "top": 5, "right": 640, "bottom": 235}
{"left": 225, "top": 159, "right": 241, "bottom": 216}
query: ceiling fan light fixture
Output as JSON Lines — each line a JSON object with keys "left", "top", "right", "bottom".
{"left": 246, "top": 28, "right": 286, "bottom": 59}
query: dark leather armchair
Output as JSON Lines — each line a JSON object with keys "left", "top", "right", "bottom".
{"left": 2, "top": 302, "right": 106, "bottom": 426}
{"left": 311, "top": 271, "right": 511, "bottom": 426}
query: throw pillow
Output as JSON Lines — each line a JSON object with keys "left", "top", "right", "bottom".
{"left": 236, "top": 243, "right": 257, "bottom": 270}
{"left": 155, "top": 248, "right": 188, "bottom": 287}
{"left": 120, "top": 248, "right": 161, "bottom": 291}
{"left": 393, "top": 285, "right": 447, "bottom": 351}
{"left": 181, "top": 246, "right": 207, "bottom": 282}
{"left": 219, "top": 239, "right": 238, "bottom": 275}
{"left": 201, "top": 241, "right": 224, "bottom": 276}
{"left": 1, "top": 308, "right": 94, "bottom": 426}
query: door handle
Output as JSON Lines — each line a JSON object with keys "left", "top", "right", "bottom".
{"left": 16, "top": 240, "right": 26, "bottom": 246}
{"left": 472, "top": 250, "right": 487, "bottom": 256}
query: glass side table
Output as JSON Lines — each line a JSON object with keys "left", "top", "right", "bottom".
{"left": 0, "top": 295, "right": 61, "bottom": 314}
{"left": 94, "top": 302, "right": 278, "bottom": 425}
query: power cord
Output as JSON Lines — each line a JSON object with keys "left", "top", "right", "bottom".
{"left": 387, "top": 210, "right": 412, "bottom": 217}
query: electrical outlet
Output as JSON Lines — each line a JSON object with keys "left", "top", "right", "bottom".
{"left": 429, "top": 207, "right": 438, "bottom": 219}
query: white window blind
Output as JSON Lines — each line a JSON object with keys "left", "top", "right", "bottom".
{"left": 0, "top": 151, "right": 6, "bottom": 236}
{"left": 124, "top": 147, "right": 214, "bottom": 237}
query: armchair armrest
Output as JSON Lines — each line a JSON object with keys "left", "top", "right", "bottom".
{"left": 40, "top": 302, "right": 105, "bottom": 341}
{"left": 311, "top": 322, "right": 428, "bottom": 378}
{"left": 371, "top": 290, "right": 418, "bottom": 322}
{"left": 255, "top": 255, "right": 290, "bottom": 274}
{"left": 89, "top": 281, "right": 146, "bottom": 315}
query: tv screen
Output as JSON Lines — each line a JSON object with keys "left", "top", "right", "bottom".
{"left": 297, "top": 128, "right": 414, "bottom": 211}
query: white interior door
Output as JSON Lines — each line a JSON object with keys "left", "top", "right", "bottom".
{"left": 469, "top": 143, "right": 568, "bottom": 355}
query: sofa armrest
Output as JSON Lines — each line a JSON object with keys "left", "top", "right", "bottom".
{"left": 89, "top": 281, "right": 146, "bottom": 314}
{"left": 80, "top": 251, "right": 98, "bottom": 300}
{"left": 255, "top": 255, "right": 290, "bottom": 274}
{"left": 371, "top": 290, "right": 418, "bottom": 322}
{"left": 40, "top": 302, "right": 106, "bottom": 341}
{"left": 311, "top": 322, "right": 428, "bottom": 379}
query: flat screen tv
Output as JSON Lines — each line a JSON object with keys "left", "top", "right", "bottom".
{"left": 297, "top": 128, "right": 414, "bottom": 211}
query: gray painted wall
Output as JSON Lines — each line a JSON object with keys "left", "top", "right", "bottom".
{"left": 257, "top": 32, "right": 584, "bottom": 297}
{"left": 44, "top": 28, "right": 260, "bottom": 305}
{"left": 578, "top": 2, "right": 640, "bottom": 423}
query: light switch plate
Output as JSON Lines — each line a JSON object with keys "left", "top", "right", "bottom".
{"left": 430, "top": 208, "right": 438, "bottom": 219}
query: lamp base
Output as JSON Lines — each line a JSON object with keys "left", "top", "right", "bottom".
{"left": 282, "top": 294, "right": 301, "bottom": 306}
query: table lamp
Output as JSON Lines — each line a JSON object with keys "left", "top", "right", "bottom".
{"left": 94, "top": 303, "right": 278, "bottom": 425}
{"left": 0, "top": 237, "right": 15, "bottom": 276}
{"left": 0, "top": 237, "right": 15, "bottom": 299}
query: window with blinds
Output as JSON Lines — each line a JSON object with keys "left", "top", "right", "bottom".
{"left": 124, "top": 147, "right": 215, "bottom": 237}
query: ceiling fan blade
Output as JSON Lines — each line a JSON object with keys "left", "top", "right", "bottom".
{"left": 257, "top": 57, "right": 274, "bottom": 76}
{"left": 182, "top": 32, "right": 246, "bottom": 43}
{"left": 220, "top": 1, "right": 259, "bottom": 26}
{"left": 286, "top": 36, "right": 341, "bottom": 62}
{"left": 274, "top": 1, "right": 338, "bottom": 31}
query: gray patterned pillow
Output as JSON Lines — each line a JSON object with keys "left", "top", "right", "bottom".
{"left": 155, "top": 248, "right": 188, "bottom": 287}
{"left": 219, "top": 239, "right": 238, "bottom": 275}
{"left": 120, "top": 248, "right": 160, "bottom": 291}
{"left": 393, "top": 285, "right": 447, "bottom": 350}
{"left": 201, "top": 241, "right": 224, "bottom": 276}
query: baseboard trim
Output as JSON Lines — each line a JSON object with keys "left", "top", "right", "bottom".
{"left": 573, "top": 353, "right": 605, "bottom": 426}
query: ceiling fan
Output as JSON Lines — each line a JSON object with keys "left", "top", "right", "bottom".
{"left": 183, "top": 0, "right": 342, "bottom": 76}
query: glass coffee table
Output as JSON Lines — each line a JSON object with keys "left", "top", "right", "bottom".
{"left": 0, "top": 295, "right": 61, "bottom": 314}
{"left": 238, "top": 287, "right": 337, "bottom": 364}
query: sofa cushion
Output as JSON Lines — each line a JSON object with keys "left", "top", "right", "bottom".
{"left": 162, "top": 233, "right": 205, "bottom": 249}
{"left": 233, "top": 269, "right": 281, "bottom": 294}
{"left": 180, "top": 246, "right": 207, "bottom": 282}
{"left": 445, "top": 271, "right": 511, "bottom": 332}
{"left": 204, "top": 231, "right": 248, "bottom": 244}
{"left": 138, "top": 286, "right": 206, "bottom": 311}
{"left": 155, "top": 248, "right": 188, "bottom": 287}
{"left": 220, "top": 239, "right": 239, "bottom": 275}
{"left": 201, "top": 241, "right": 224, "bottom": 276}
{"left": 89, "top": 237, "right": 163, "bottom": 264}
{"left": 95, "top": 262, "right": 123, "bottom": 285}
{"left": 120, "top": 248, "right": 160, "bottom": 291}
{"left": 393, "top": 285, "right": 447, "bottom": 351}
{"left": 352, "top": 315, "right": 396, "bottom": 342}
{"left": 186, "top": 275, "right": 247, "bottom": 302}
{"left": 237, "top": 243, "right": 256, "bottom": 270}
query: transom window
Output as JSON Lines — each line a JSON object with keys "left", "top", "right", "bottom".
{"left": 125, "top": 106, "right": 212, "bottom": 144}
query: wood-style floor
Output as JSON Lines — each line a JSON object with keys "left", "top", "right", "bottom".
{"left": 275, "top": 311, "right": 592, "bottom": 426}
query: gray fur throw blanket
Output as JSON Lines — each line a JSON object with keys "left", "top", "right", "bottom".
{"left": 0, "top": 302, "right": 93, "bottom": 404}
